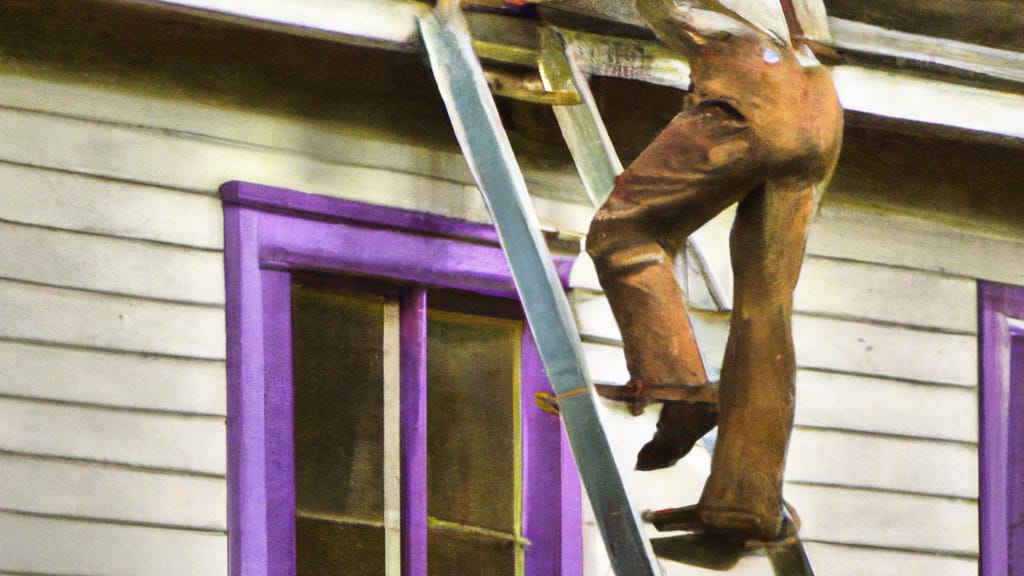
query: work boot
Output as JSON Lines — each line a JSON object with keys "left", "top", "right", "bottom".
{"left": 636, "top": 401, "right": 718, "bottom": 470}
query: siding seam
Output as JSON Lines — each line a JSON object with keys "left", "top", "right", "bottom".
{"left": 0, "top": 507, "right": 227, "bottom": 536}
{"left": 0, "top": 393, "right": 226, "bottom": 419}
{"left": 0, "top": 336, "right": 225, "bottom": 364}
{"left": 0, "top": 449, "right": 225, "bottom": 480}
{"left": 0, "top": 276, "right": 225, "bottom": 309}
{"left": 0, "top": 217, "right": 225, "bottom": 254}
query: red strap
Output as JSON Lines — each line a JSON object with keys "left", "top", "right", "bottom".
{"left": 778, "top": 0, "right": 805, "bottom": 39}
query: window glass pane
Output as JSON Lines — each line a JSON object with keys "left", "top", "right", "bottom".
{"left": 428, "top": 529, "right": 517, "bottom": 576}
{"left": 292, "top": 281, "right": 386, "bottom": 576}
{"left": 427, "top": 308, "right": 520, "bottom": 571}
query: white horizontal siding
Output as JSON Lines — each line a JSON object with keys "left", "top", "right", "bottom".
{"left": 787, "top": 484, "right": 978, "bottom": 555}
{"left": 0, "top": 340, "right": 225, "bottom": 415}
{"left": 0, "top": 397, "right": 225, "bottom": 475}
{"left": 795, "top": 370, "right": 977, "bottom": 442}
{"left": 809, "top": 201, "right": 1024, "bottom": 286}
{"left": 0, "top": 90, "right": 593, "bottom": 235}
{"left": 573, "top": 256, "right": 978, "bottom": 341}
{"left": 579, "top": 316, "right": 977, "bottom": 389}
{"left": 787, "top": 428, "right": 977, "bottom": 498}
{"left": 0, "top": 453, "right": 226, "bottom": 530}
{"left": 0, "top": 221, "right": 225, "bottom": 305}
{"left": 804, "top": 543, "right": 977, "bottom": 576}
{"left": 0, "top": 511, "right": 226, "bottom": 576}
{"left": 0, "top": 162, "right": 225, "bottom": 249}
{"left": 0, "top": 279, "right": 225, "bottom": 359}
{"left": 793, "top": 315, "right": 976, "bottom": 387}
{"left": 795, "top": 256, "right": 977, "bottom": 333}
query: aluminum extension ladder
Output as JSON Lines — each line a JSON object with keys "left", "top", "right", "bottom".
{"left": 419, "top": 4, "right": 814, "bottom": 575}
{"left": 420, "top": 4, "right": 659, "bottom": 574}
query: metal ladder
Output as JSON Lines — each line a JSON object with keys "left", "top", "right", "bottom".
{"left": 420, "top": 4, "right": 660, "bottom": 575}
{"left": 419, "top": 4, "right": 814, "bottom": 575}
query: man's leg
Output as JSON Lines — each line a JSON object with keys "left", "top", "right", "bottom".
{"left": 697, "top": 179, "right": 817, "bottom": 540}
{"left": 586, "top": 103, "right": 765, "bottom": 415}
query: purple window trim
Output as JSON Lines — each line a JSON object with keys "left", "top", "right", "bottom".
{"left": 401, "top": 288, "right": 428, "bottom": 576}
{"left": 978, "top": 281, "right": 1024, "bottom": 576}
{"left": 221, "top": 181, "right": 580, "bottom": 576}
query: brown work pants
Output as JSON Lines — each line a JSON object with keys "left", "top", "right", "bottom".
{"left": 586, "top": 101, "right": 821, "bottom": 539}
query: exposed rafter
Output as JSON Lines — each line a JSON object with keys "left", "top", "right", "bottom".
{"left": 134, "top": 0, "right": 1024, "bottom": 143}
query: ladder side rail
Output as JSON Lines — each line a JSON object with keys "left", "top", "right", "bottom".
{"left": 419, "top": 6, "right": 661, "bottom": 576}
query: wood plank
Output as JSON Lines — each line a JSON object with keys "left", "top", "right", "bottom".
{"left": 0, "top": 163, "right": 224, "bottom": 249}
{"left": 0, "top": 453, "right": 226, "bottom": 530}
{"left": 795, "top": 370, "right": 978, "bottom": 442}
{"left": 575, "top": 256, "right": 978, "bottom": 340}
{"left": 809, "top": 202, "right": 1024, "bottom": 287}
{"left": 0, "top": 511, "right": 226, "bottom": 576}
{"left": 0, "top": 96, "right": 594, "bottom": 235}
{"left": 793, "top": 316, "right": 977, "bottom": 387}
{"left": 0, "top": 221, "right": 225, "bottom": 305}
{"left": 787, "top": 428, "right": 978, "bottom": 498}
{"left": 0, "top": 340, "right": 225, "bottom": 415}
{"left": 830, "top": 17, "right": 1024, "bottom": 86}
{"left": 0, "top": 397, "right": 225, "bottom": 475}
{"left": 831, "top": 64, "right": 1024, "bottom": 140}
{"left": 146, "top": 0, "right": 426, "bottom": 50}
{"left": 583, "top": 341, "right": 629, "bottom": 384}
{"left": 0, "top": 73, "right": 472, "bottom": 187}
{"left": 804, "top": 542, "right": 977, "bottom": 576}
{"left": 574, "top": 291, "right": 978, "bottom": 387}
{"left": 785, "top": 484, "right": 978, "bottom": 555}
{"left": 796, "top": 257, "right": 977, "bottom": 333}
{"left": 0, "top": 279, "right": 225, "bottom": 359}
{"left": 0, "top": 73, "right": 590, "bottom": 212}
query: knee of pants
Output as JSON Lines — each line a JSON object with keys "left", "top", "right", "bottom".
{"left": 588, "top": 239, "right": 669, "bottom": 278}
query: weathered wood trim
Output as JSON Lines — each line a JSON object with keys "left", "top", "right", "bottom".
{"left": 832, "top": 65, "right": 1024, "bottom": 140}
{"left": 101, "top": 2, "right": 1024, "bottom": 141}
{"left": 829, "top": 17, "right": 1024, "bottom": 86}
{"left": 136, "top": 0, "right": 429, "bottom": 50}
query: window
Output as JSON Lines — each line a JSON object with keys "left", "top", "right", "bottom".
{"left": 222, "top": 181, "right": 581, "bottom": 576}
{"left": 979, "top": 281, "right": 1024, "bottom": 576}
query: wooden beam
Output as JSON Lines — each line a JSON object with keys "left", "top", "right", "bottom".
{"left": 829, "top": 17, "right": 1024, "bottom": 86}
{"left": 129, "top": 0, "right": 428, "bottom": 50}
{"left": 831, "top": 65, "right": 1024, "bottom": 141}
{"left": 136, "top": 0, "right": 1024, "bottom": 141}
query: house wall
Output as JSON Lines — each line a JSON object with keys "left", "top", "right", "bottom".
{"left": 2, "top": 50, "right": 1023, "bottom": 576}
{"left": 0, "top": 67, "right": 590, "bottom": 575}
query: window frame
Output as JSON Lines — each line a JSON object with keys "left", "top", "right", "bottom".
{"left": 978, "top": 280, "right": 1024, "bottom": 576}
{"left": 221, "top": 181, "right": 581, "bottom": 576}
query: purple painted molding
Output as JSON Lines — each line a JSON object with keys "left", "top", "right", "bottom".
{"left": 979, "top": 281, "right": 1024, "bottom": 576}
{"left": 521, "top": 326, "right": 583, "bottom": 576}
{"left": 401, "top": 288, "right": 429, "bottom": 576}
{"left": 223, "top": 182, "right": 582, "bottom": 576}
{"left": 261, "top": 270, "right": 296, "bottom": 576}
{"left": 220, "top": 181, "right": 575, "bottom": 289}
